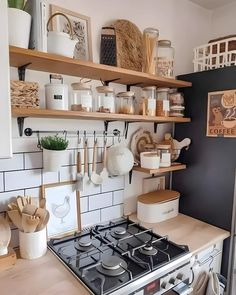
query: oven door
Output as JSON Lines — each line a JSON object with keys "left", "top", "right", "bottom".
{"left": 163, "top": 282, "right": 193, "bottom": 295}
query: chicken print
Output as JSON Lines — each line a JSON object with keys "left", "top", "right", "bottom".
{"left": 51, "top": 196, "right": 71, "bottom": 224}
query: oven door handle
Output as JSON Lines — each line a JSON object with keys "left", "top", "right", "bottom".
{"left": 164, "top": 282, "right": 193, "bottom": 295}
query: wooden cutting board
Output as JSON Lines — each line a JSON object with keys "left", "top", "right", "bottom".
{"left": 111, "top": 19, "right": 143, "bottom": 72}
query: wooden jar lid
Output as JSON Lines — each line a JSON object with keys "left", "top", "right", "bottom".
{"left": 138, "top": 190, "right": 180, "bottom": 204}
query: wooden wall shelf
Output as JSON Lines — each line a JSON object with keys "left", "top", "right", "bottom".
{"left": 133, "top": 163, "right": 186, "bottom": 174}
{"left": 11, "top": 108, "right": 191, "bottom": 123}
{"left": 9, "top": 46, "right": 192, "bottom": 88}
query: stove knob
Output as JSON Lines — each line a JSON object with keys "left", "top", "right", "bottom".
{"left": 161, "top": 281, "right": 168, "bottom": 290}
{"left": 176, "top": 273, "right": 184, "bottom": 281}
{"left": 169, "top": 277, "right": 176, "bottom": 285}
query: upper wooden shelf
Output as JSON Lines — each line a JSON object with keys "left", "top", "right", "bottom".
{"left": 133, "top": 163, "right": 186, "bottom": 174}
{"left": 11, "top": 108, "right": 191, "bottom": 123}
{"left": 9, "top": 46, "right": 192, "bottom": 88}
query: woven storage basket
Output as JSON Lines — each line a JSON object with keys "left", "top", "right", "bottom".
{"left": 209, "top": 35, "right": 236, "bottom": 53}
{"left": 10, "top": 80, "right": 39, "bottom": 108}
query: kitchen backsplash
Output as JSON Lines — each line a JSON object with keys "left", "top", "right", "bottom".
{"left": 0, "top": 135, "right": 124, "bottom": 248}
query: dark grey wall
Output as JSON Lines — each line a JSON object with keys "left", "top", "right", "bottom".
{"left": 173, "top": 66, "right": 236, "bottom": 277}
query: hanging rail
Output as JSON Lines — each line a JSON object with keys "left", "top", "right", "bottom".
{"left": 24, "top": 127, "right": 121, "bottom": 139}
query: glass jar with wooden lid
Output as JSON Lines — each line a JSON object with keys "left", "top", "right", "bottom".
{"left": 140, "top": 86, "right": 156, "bottom": 116}
{"left": 116, "top": 91, "right": 135, "bottom": 114}
{"left": 156, "top": 88, "right": 170, "bottom": 117}
{"left": 71, "top": 82, "right": 93, "bottom": 112}
{"left": 157, "top": 144, "right": 171, "bottom": 167}
{"left": 143, "top": 28, "right": 159, "bottom": 75}
{"left": 156, "top": 40, "right": 174, "bottom": 77}
{"left": 96, "top": 86, "right": 116, "bottom": 113}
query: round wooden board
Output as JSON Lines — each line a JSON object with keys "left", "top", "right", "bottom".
{"left": 111, "top": 19, "right": 143, "bottom": 72}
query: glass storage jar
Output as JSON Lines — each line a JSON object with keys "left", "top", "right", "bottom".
{"left": 96, "top": 86, "right": 116, "bottom": 113}
{"left": 156, "top": 88, "right": 170, "bottom": 117}
{"left": 140, "top": 86, "right": 156, "bottom": 116}
{"left": 169, "top": 91, "right": 185, "bottom": 117}
{"left": 156, "top": 40, "right": 174, "bottom": 78}
{"left": 157, "top": 144, "right": 171, "bottom": 167}
{"left": 116, "top": 91, "right": 135, "bottom": 114}
{"left": 71, "top": 82, "right": 93, "bottom": 112}
{"left": 143, "top": 28, "right": 159, "bottom": 75}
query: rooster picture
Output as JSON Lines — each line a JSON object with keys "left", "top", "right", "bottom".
{"left": 51, "top": 196, "right": 71, "bottom": 224}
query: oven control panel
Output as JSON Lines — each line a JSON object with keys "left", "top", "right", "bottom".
{"left": 130, "top": 262, "right": 191, "bottom": 295}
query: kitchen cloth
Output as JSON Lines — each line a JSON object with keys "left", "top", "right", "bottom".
{"left": 205, "top": 272, "right": 220, "bottom": 295}
{"left": 192, "top": 271, "right": 209, "bottom": 295}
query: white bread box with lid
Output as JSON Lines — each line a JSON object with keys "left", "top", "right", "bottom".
{"left": 137, "top": 190, "right": 180, "bottom": 223}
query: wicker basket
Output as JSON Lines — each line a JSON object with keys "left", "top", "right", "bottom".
{"left": 193, "top": 36, "right": 236, "bottom": 72}
{"left": 10, "top": 80, "right": 39, "bottom": 108}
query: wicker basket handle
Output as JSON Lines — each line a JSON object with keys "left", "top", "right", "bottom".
{"left": 47, "top": 12, "right": 74, "bottom": 40}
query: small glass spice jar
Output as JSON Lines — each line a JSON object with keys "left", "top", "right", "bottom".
{"left": 116, "top": 91, "right": 135, "bottom": 114}
{"left": 70, "top": 82, "right": 93, "bottom": 112}
{"left": 96, "top": 86, "right": 116, "bottom": 113}
{"left": 156, "top": 40, "right": 174, "bottom": 78}
{"left": 140, "top": 86, "right": 156, "bottom": 116}
{"left": 143, "top": 28, "right": 159, "bottom": 75}
{"left": 157, "top": 144, "right": 171, "bottom": 167}
{"left": 156, "top": 88, "right": 170, "bottom": 117}
{"left": 169, "top": 91, "right": 185, "bottom": 117}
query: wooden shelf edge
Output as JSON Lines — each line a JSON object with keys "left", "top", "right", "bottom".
{"left": 11, "top": 108, "right": 191, "bottom": 123}
{"left": 133, "top": 163, "right": 187, "bottom": 174}
{"left": 9, "top": 46, "right": 192, "bottom": 88}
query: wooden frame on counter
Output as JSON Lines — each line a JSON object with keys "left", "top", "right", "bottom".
{"left": 41, "top": 181, "right": 81, "bottom": 238}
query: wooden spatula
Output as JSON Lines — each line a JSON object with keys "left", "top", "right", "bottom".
{"left": 35, "top": 208, "right": 50, "bottom": 231}
{"left": 7, "top": 210, "right": 23, "bottom": 231}
{"left": 22, "top": 204, "right": 37, "bottom": 216}
{"left": 22, "top": 214, "right": 40, "bottom": 233}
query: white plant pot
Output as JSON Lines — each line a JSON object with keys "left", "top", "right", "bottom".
{"left": 8, "top": 8, "right": 31, "bottom": 49}
{"left": 19, "top": 228, "right": 47, "bottom": 260}
{"left": 43, "top": 149, "right": 66, "bottom": 172}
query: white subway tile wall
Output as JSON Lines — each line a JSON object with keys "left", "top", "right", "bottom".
{"left": 0, "top": 145, "right": 124, "bottom": 247}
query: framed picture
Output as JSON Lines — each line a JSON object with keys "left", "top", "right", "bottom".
{"left": 42, "top": 181, "right": 81, "bottom": 238}
{"left": 142, "top": 176, "right": 165, "bottom": 194}
{"left": 50, "top": 4, "right": 93, "bottom": 61}
{"left": 206, "top": 90, "right": 236, "bottom": 138}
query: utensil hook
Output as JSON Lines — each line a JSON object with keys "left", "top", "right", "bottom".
{"left": 37, "top": 131, "right": 42, "bottom": 150}
{"left": 63, "top": 130, "right": 67, "bottom": 141}
{"left": 103, "top": 131, "right": 107, "bottom": 145}
{"left": 77, "top": 130, "right": 81, "bottom": 145}
{"left": 84, "top": 130, "right": 88, "bottom": 144}
{"left": 93, "top": 131, "right": 97, "bottom": 144}
{"left": 209, "top": 255, "right": 214, "bottom": 272}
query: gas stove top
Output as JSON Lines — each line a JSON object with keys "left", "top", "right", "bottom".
{"left": 48, "top": 218, "right": 192, "bottom": 295}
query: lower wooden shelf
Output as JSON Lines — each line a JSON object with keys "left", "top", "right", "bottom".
{"left": 132, "top": 163, "right": 186, "bottom": 174}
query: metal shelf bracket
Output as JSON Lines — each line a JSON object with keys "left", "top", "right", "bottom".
{"left": 18, "top": 63, "right": 31, "bottom": 81}
{"left": 17, "top": 117, "right": 26, "bottom": 137}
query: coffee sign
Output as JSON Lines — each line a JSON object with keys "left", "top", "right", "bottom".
{"left": 206, "top": 90, "right": 236, "bottom": 138}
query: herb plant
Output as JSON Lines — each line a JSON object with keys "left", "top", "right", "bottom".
{"left": 40, "top": 135, "right": 69, "bottom": 151}
{"left": 8, "top": 0, "right": 25, "bottom": 10}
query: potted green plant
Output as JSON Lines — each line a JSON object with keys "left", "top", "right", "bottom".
{"left": 8, "top": 0, "right": 31, "bottom": 48}
{"left": 41, "top": 135, "right": 69, "bottom": 172}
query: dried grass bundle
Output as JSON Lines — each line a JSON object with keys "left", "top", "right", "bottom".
{"left": 11, "top": 80, "right": 39, "bottom": 108}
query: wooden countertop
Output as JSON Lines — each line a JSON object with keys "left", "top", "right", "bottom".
{"left": 0, "top": 214, "right": 230, "bottom": 295}
{"left": 130, "top": 213, "right": 230, "bottom": 254}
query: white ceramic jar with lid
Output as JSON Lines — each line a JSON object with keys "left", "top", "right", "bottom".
{"left": 116, "top": 91, "right": 135, "bottom": 114}
{"left": 140, "top": 86, "right": 156, "bottom": 116}
{"left": 45, "top": 74, "right": 68, "bottom": 110}
{"left": 156, "top": 40, "right": 174, "bottom": 77}
{"left": 71, "top": 81, "right": 93, "bottom": 112}
{"left": 156, "top": 88, "right": 170, "bottom": 117}
{"left": 96, "top": 86, "right": 116, "bottom": 113}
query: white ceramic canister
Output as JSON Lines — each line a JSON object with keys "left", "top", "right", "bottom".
{"left": 8, "top": 8, "right": 31, "bottom": 49}
{"left": 19, "top": 227, "right": 47, "bottom": 260}
{"left": 140, "top": 152, "right": 160, "bottom": 169}
{"left": 45, "top": 74, "right": 68, "bottom": 110}
{"left": 43, "top": 149, "right": 66, "bottom": 172}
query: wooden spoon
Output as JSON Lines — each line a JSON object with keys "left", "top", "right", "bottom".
{"left": 36, "top": 208, "right": 50, "bottom": 231}
{"left": 22, "top": 214, "right": 40, "bottom": 233}
{"left": 7, "top": 210, "right": 23, "bottom": 231}
{"left": 39, "top": 198, "right": 46, "bottom": 209}
{"left": 16, "top": 196, "right": 24, "bottom": 212}
{"left": 22, "top": 204, "right": 38, "bottom": 216}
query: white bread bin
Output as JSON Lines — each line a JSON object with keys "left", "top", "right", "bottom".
{"left": 137, "top": 190, "right": 180, "bottom": 223}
